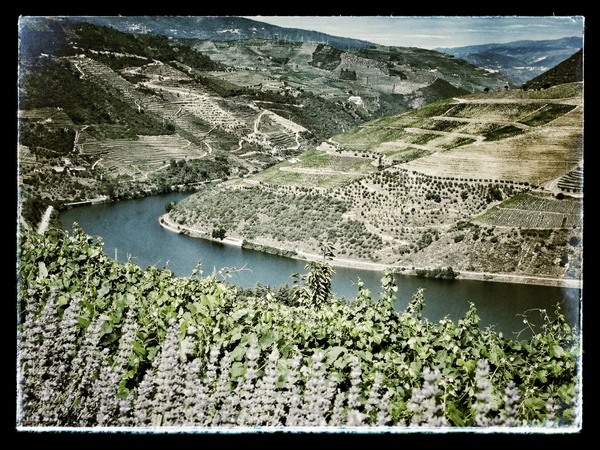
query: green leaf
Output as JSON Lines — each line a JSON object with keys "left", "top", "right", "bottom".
{"left": 329, "top": 371, "right": 344, "bottom": 384}
{"left": 464, "top": 360, "right": 476, "bottom": 373}
{"left": 124, "top": 292, "right": 136, "bottom": 305}
{"left": 156, "top": 293, "right": 169, "bottom": 306}
{"left": 259, "top": 331, "right": 277, "bottom": 349}
{"left": 147, "top": 345, "right": 160, "bottom": 361}
{"left": 57, "top": 294, "right": 69, "bottom": 307}
{"left": 100, "top": 320, "right": 113, "bottom": 335}
{"left": 325, "top": 346, "right": 346, "bottom": 365}
{"left": 557, "top": 384, "right": 575, "bottom": 404}
{"left": 230, "top": 326, "right": 243, "bottom": 343}
{"left": 356, "top": 350, "right": 373, "bottom": 362}
{"left": 179, "top": 319, "right": 189, "bottom": 340}
{"left": 333, "top": 356, "right": 350, "bottom": 369}
{"left": 201, "top": 293, "right": 218, "bottom": 309}
{"left": 276, "top": 358, "right": 291, "bottom": 379}
{"left": 550, "top": 344, "right": 564, "bottom": 358}
{"left": 132, "top": 340, "right": 147, "bottom": 357}
{"left": 38, "top": 261, "right": 48, "bottom": 279}
{"left": 446, "top": 402, "right": 466, "bottom": 426}
{"left": 231, "top": 308, "right": 249, "bottom": 321}
{"left": 97, "top": 283, "right": 110, "bottom": 298}
{"left": 230, "top": 361, "right": 246, "bottom": 380}
{"left": 230, "top": 342, "right": 247, "bottom": 361}
{"left": 195, "top": 302, "right": 209, "bottom": 318}
{"left": 536, "top": 370, "right": 548, "bottom": 383}
{"left": 523, "top": 397, "right": 546, "bottom": 411}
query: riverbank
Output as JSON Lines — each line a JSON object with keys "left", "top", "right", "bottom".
{"left": 159, "top": 213, "right": 243, "bottom": 246}
{"left": 36, "top": 205, "right": 54, "bottom": 234}
{"left": 295, "top": 248, "right": 581, "bottom": 289}
{"left": 158, "top": 213, "right": 582, "bottom": 290}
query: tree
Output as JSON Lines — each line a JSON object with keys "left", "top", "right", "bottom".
{"left": 212, "top": 227, "right": 226, "bottom": 241}
{"left": 293, "top": 242, "right": 335, "bottom": 308}
{"left": 444, "top": 266, "right": 458, "bottom": 280}
{"left": 165, "top": 201, "right": 177, "bottom": 213}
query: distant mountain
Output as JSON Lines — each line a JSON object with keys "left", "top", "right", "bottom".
{"left": 435, "top": 37, "right": 583, "bottom": 85}
{"left": 67, "top": 15, "right": 374, "bottom": 51}
{"left": 522, "top": 49, "right": 583, "bottom": 90}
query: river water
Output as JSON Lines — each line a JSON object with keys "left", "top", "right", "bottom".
{"left": 59, "top": 192, "right": 581, "bottom": 340}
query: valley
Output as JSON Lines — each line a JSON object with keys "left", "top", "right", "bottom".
{"left": 17, "top": 17, "right": 583, "bottom": 288}
{"left": 15, "top": 16, "right": 585, "bottom": 432}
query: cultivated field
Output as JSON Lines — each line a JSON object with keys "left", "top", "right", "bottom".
{"left": 475, "top": 194, "right": 583, "bottom": 228}
{"left": 168, "top": 83, "right": 583, "bottom": 284}
{"left": 79, "top": 134, "right": 207, "bottom": 179}
{"left": 333, "top": 84, "right": 583, "bottom": 186}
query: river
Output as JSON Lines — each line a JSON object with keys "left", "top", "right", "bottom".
{"left": 59, "top": 192, "right": 582, "bottom": 340}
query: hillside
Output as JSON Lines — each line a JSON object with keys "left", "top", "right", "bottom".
{"left": 17, "top": 16, "right": 513, "bottom": 229}
{"left": 17, "top": 16, "right": 583, "bottom": 286}
{"left": 435, "top": 36, "right": 584, "bottom": 85}
{"left": 522, "top": 49, "right": 583, "bottom": 90}
{"left": 68, "top": 15, "right": 374, "bottom": 50}
{"left": 165, "top": 82, "right": 583, "bottom": 286}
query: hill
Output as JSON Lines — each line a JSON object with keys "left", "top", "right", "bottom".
{"left": 68, "top": 15, "right": 374, "bottom": 50}
{"left": 17, "top": 16, "right": 513, "bottom": 228}
{"left": 165, "top": 82, "right": 583, "bottom": 286}
{"left": 435, "top": 37, "right": 583, "bottom": 85}
{"left": 522, "top": 49, "right": 583, "bottom": 90}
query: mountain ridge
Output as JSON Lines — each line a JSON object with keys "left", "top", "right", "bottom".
{"left": 522, "top": 48, "right": 583, "bottom": 90}
{"left": 67, "top": 15, "right": 375, "bottom": 50}
{"left": 435, "top": 36, "right": 583, "bottom": 85}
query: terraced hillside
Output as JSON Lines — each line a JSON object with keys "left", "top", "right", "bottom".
{"left": 17, "top": 17, "right": 584, "bottom": 285}
{"left": 333, "top": 83, "right": 583, "bottom": 187}
{"left": 18, "top": 16, "right": 524, "bottom": 230}
{"left": 166, "top": 82, "right": 583, "bottom": 285}
{"left": 65, "top": 53, "right": 309, "bottom": 179}
{"left": 193, "top": 38, "right": 515, "bottom": 116}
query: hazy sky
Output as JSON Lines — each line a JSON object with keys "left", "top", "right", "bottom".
{"left": 246, "top": 16, "right": 585, "bottom": 49}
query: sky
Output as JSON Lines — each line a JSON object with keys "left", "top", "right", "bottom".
{"left": 245, "top": 16, "right": 585, "bottom": 49}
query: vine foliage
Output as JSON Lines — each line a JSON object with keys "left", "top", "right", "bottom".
{"left": 16, "top": 226, "right": 581, "bottom": 429}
